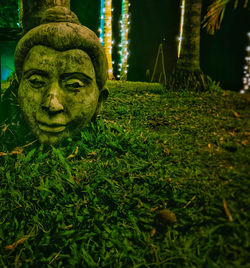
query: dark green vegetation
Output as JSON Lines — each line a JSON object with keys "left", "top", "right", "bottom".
{"left": 0, "top": 0, "right": 19, "bottom": 28}
{"left": 0, "top": 81, "right": 250, "bottom": 267}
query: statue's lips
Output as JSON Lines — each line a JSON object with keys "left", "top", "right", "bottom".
{"left": 37, "top": 121, "right": 66, "bottom": 133}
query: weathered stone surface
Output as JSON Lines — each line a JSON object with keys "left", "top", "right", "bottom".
{"left": 15, "top": 9, "right": 108, "bottom": 91}
{"left": 15, "top": 6, "right": 108, "bottom": 144}
{"left": 40, "top": 6, "right": 80, "bottom": 25}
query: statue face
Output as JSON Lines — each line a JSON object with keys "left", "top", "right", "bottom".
{"left": 18, "top": 45, "right": 100, "bottom": 144}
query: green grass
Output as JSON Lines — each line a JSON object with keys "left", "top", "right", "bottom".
{"left": 0, "top": 81, "right": 250, "bottom": 267}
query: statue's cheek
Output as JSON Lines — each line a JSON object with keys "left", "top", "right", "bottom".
{"left": 18, "top": 85, "right": 42, "bottom": 117}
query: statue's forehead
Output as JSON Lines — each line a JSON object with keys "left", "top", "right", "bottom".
{"left": 23, "top": 45, "right": 95, "bottom": 78}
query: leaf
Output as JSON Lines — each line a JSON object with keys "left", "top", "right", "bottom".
{"left": 203, "top": 0, "right": 249, "bottom": 34}
{"left": 67, "top": 146, "right": 79, "bottom": 159}
{"left": 9, "top": 147, "right": 23, "bottom": 155}
{"left": 1, "top": 124, "right": 8, "bottom": 135}
{"left": 223, "top": 199, "right": 233, "bottom": 222}
{"left": 49, "top": 251, "right": 62, "bottom": 265}
{"left": 52, "top": 146, "right": 76, "bottom": 185}
{"left": 24, "top": 147, "right": 36, "bottom": 162}
{"left": 81, "top": 247, "right": 96, "bottom": 266}
{"left": 0, "top": 142, "right": 36, "bottom": 157}
{"left": 151, "top": 228, "right": 157, "bottom": 237}
{"left": 88, "top": 151, "right": 97, "bottom": 157}
{"left": 59, "top": 230, "right": 75, "bottom": 236}
{"left": 241, "top": 140, "right": 248, "bottom": 146}
{"left": 5, "top": 236, "right": 29, "bottom": 251}
{"left": 232, "top": 110, "right": 241, "bottom": 118}
{"left": 202, "top": 0, "right": 230, "bottom": 35}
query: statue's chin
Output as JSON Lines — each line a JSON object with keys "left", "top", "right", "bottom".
{"left": 29, "top": 117, "right": 90, "bottom": 145}
{"left": 35, "top": 129, "right": 69, "bottom": 145}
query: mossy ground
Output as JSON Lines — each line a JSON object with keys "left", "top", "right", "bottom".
{"left": 0, "top": 81, "right": 250, "bottom": 267}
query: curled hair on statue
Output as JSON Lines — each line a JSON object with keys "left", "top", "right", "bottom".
{"left": 40, "top": 6, "right": 80, "bottom": 25}
{"left": 14, "top": 7, "right": 108, "bottom": 92}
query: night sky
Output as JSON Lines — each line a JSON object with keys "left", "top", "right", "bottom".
{"left": 1, "top": 0, "right": 249, "bottom": 91}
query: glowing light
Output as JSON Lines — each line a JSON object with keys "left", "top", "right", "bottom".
{"left": 178, "top": 0, "right": 185, "bottom": 58}
{"left": 100, "top": 0, "right": 114, "bottom": 79}
{"left": 241, "top": 32, "right": 250, "bottom": 93}
{"left": 119, "top": 0, "right": 130, "bottom": 80}
{"left": 100, "top": 0, "right": 105, "bottom": 46}
{"left": 18, "top": 0, "right": 23, "bottom": 28}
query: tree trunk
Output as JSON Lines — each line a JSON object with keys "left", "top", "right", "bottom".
{"left": 168, "top": 0, "right": 207, "bottom": 91}
{"left": 21, "top": 0, "right": 70, "bottom": 33}
{"left": 103, "top": 0, "right": 115, "bottom": 79}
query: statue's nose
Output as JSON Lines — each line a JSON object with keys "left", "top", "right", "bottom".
{"left": 42, "top": 83, "right": 64, "bottom": 113}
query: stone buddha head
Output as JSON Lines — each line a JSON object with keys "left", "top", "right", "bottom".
{"left": 14, "top": 7, "right": 108, "bottom": 145}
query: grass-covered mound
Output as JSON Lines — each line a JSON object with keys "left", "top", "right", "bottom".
{"left": 0, "top": 81, "right": 250, "bottom": 267}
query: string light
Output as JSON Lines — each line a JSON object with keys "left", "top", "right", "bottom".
{"left": 178, "top": 0, "right": 185, "bottom": 58}
{"left": 100, "top": 0, "right": 114, "bottom": 79}
{"left": 99, "top": 1, "right": 105, "bottom": 45}
{"left": 241, "top": 32, "right": 250, "bottom": 94}
{"left": 18, "top": 0, "right": 23, "bottom": 28}
{"left": 119, "top": 0, "right": 130, "bottom": 80}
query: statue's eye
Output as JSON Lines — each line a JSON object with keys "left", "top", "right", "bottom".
{"left": 69, "top": 82, "right": 82, "bottom": 88}
{"left": 65, "top": 79, "right": 85, "bottom": 92}
{"left": 28, "top": 75, "right": 46, "bottom": 88}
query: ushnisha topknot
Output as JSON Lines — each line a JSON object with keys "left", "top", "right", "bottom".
{"left": 15, "top": 6, "right": 108, "bottom": 91}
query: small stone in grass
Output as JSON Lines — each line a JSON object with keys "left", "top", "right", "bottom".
{"left": 155, "top": 209, "right": 177, "bottom": 228}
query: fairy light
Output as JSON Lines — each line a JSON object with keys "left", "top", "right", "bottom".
{"left": 241, "top": 32, "right": 250, "bottom": 94}
{"left": 99, "top": 1, "right": 105, "bottom": 45}
{"left": 17, "top": 0, "right": 23, "bottom": 28}
{"left": 178, "top": 0, "right": 185, "bottom": 58}
{"left": 100, "top": 0, "right": 114, "bottom": 79}
{"left": 119, "top": 0, "right": 130, "bottom": 80}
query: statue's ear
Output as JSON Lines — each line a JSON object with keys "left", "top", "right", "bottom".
{"left": 99, "top": 87, "right": 109, "bottom": 102}
{"left": 92, "top": 87, "right": 109, "bottom": 121}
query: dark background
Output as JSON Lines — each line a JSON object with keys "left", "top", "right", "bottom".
{"left": 1, "top": 0, "right": 249, "bottom": 91}
{"left": 70, "top": 0, "right": 250, "bottom": 91}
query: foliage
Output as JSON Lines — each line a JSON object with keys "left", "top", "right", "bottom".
{"left": 204, "top": 76, "right": 224, "bottom": 92}
{"left": 0, "top": 81, "right": 250, "bottom": 267}
{"left": 203, "top": 0, "right": 249, "bottom": 34}
{"left": 0, "top": 0, "right": 19, "bottom": 28}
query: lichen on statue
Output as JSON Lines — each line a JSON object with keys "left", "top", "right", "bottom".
{"left": 14, "top": 6, "right": 108, "bottom": 145}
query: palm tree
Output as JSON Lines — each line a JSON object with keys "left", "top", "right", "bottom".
{"left": 119, "top": 0, "right": 130, "bottom": 81}
{"left": 168, "top": 0, "right": 248, "bottom": 91}
{"left": 202, "top": 0, "right": 249, "bottom": 35}
{"left": 167, "top": 0, "right": 206, "bottom": 91}
{"left": 100, "top": 0, "right": 114, "bottom": 80}
{"left": 104, "top": 0, "right": 114, "bottom": 79}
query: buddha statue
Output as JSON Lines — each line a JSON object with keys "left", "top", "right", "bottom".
{"left": 14, "top": 6, "right": 108, "bottom": 144}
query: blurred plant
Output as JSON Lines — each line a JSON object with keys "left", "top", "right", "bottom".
{"left": 205, "top": 75, "right": 224, "bottom": 92}
{"left": 203, "top": 0, "right": 249, "bottom": 35}
{"left": 0, "top": 0, "right": 19, "bottom": 28}
{"left": 0, "top": 74, "right": 19, "bottom": 124}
